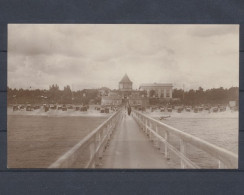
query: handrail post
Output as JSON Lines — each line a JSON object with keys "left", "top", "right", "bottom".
{"left": 159, "top": 140, "right": 164, "bottom": 154}
{"left": 149, "top": 122, "right": 152, "bottom": 141}
{"left": 89, "top": 137, "right": 96, "bottom": 168}
{"left": 104, "top": 123, "right": 109, "bottom": 149}
{"left": 99, "top": 124, "right": 108, "bottom": 160}
{"left": 145, "top": 119, "right": 148, "bottom": 135}
{"left": 140, "top": 115, "right": 143, "bottom": 130}
{"left": 98, "top": 130, "right": 103, "bottom": 159}
{"left": 180, "top": 139, "right": 186, "bottom": 168}
{"left": 154, "top": 125, "right": 160, "bottom": 148}
{"left": 143, "top": 116, "right": 146, "bottom": 132}
{"left": 94, "top": 133, "right": 100, "bottom": 166}
{"left": 107, "top": 123, "right": 111, "bottom": 141}
{"left": 165, "top": 131, "right": 170, "bottom": 160}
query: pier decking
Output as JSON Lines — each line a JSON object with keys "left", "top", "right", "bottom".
{"left": 101, "top": 114, "right": 170, "bottom": 168}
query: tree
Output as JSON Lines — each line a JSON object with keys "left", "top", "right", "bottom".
{"left": 49, "top": 84, "right": 60, "bottom": 103}
{"left": 62, "top": 85, "right": 72, "bottom": 104}
{"left": 173, "top": 89, "right": 184, "bottom": 99}
{"left": 7, "top": 85, "right": 239, "bottom": 106}
{"left": 149, "top": 90, "right": 156, "bottom": 97}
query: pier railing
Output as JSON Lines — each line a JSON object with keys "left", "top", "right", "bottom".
{"left": 133, "top": 110, "right": 238, "bottom": 169}
{"left": 49, "top": 110, "right": 121, "bottom": 168}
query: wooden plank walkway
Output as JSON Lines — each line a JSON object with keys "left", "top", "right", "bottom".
{"left": 100, "top": 113, "right": 171, "bottom": 168}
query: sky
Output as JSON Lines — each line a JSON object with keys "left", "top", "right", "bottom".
{"left": 8, "top": 24, "right": 239, "bottom": 91}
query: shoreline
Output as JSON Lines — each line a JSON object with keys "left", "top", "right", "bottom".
{"left": 7, "top": 108, "right": 113, "bottom": 117}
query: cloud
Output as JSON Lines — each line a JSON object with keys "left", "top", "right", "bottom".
{"left": 8, "top": 24, "right": 239, "bottom": 90}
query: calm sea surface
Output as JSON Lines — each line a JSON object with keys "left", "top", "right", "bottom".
{"left": 163, "top": 117, "right": 238, "bottom": 153}
{"left": 148, "top": 109, "right": 238, "bottom": 168}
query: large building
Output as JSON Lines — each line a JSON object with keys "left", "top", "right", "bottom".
{"left": 139, "top": 83, "right": 173, "bottom": 99}
{"left": 118, "top": 74, "right": 133, "bottom": 104}
{"left": 101, "top": 74, "right": 173, "bottom": 106}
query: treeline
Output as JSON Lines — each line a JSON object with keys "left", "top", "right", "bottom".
{"left": 8, "top": 84, "right": 101, "bottom": 105}
{"left": 7, "top": 85, "right": 239, "bottom": 106}
{"left": 172, "top": 87, "right": 238, "bottom": 105}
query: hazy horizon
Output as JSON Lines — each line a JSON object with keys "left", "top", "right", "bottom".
{"left": 8, "top": 24, "right": 239, "bottom": 91}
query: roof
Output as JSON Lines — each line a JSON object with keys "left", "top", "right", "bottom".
{"left": 102, "top": 96, "right": 122, "bottom": 100}
{"left": 139, "top": 83, "right": 173, "bottom": 88}
{"left": 119, "top": 74, "right": 132, "bottom": 83}
{"left": 99, "top": 87, "right": 110, "bottom": 91}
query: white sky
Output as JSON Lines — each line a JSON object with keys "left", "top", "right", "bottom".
{"left": 8, "top": 24, "right": 239, "bottom": 91}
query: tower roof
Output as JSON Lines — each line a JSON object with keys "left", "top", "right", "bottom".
{"left": 119, "top": 74, "right": 132, "bottom": 83}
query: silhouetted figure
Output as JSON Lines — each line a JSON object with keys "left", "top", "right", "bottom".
{"left": 128, "top": 105, "right": 131, "bottom": 116}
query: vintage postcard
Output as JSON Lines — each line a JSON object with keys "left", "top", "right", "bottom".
{"left": 7, "top": 24, "right": 239, "bottom": 169}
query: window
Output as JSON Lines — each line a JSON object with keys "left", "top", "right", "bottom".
{"left": 155, "top": 90, "right": 158, "bottom": 97}
{"left": 161, "top": 89, "right": 164, "bottom": 98}
{"left": 166, "top": 89, "right": 170, "bottom": 98}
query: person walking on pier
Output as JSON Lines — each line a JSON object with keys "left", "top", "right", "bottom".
{"left": 127, "top": 104, "right": 131, "bottom": 116}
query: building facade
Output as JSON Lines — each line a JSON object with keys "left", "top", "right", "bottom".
{"left": 128, "top": 92, "right": 149, "bottom": 107}
{"left": 139, "top": 83, "right": 173, "bottom": 99}
{"left": 101, "top": 75, "right": 172, "bottom": 106}
{"left": 101, "top": 92, "right": 122, "bottom": 106}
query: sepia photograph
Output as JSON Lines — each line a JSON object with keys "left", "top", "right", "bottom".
{"left": 7, "top": 24, "right": 239, "bottom": 169}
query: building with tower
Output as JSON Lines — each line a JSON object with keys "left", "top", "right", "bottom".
{"left": 119, "top": 74, "right": 133, "bottom": 92}
{"left": 118, "top": 74, "right": 133, "bottom": 105}
{"left": 101, "top": 74, "right": 172, "bottom": 106}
